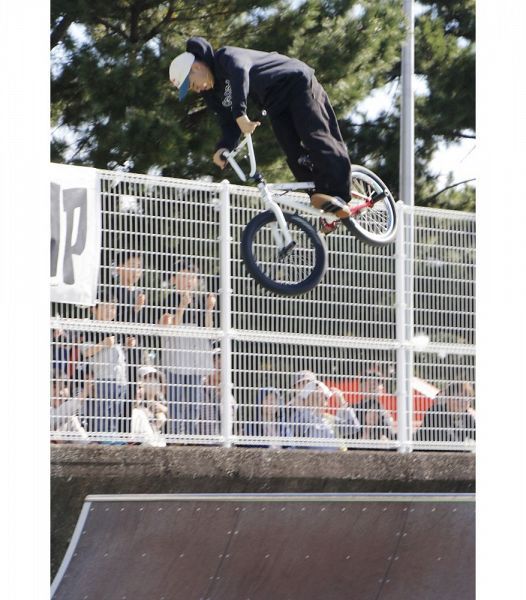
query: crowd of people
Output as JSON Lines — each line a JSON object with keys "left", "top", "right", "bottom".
{"left": 243, "top": 370, "right": 475, "bottom": 450}
{"left": 51, "top": 251, "right": 476, "bottom": 450}
{"left": 51, "top": 252, "right": 217, "bottom": 446}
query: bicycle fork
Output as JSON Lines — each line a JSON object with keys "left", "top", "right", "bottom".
{"left": 257, "top": 181, "right": 296, "bottom": 255}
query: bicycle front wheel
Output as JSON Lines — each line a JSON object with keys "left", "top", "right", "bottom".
{"left": 342, "top": 165, "right": 398, "bottom": 246}
{"left": 240, "top": 211, "right": 328, "bottom": 296}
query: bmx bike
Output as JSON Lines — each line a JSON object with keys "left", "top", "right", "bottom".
{"left": 222, "top": 134, "right": 397, "bottom": 295}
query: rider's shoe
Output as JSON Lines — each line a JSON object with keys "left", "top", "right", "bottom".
{"left": 310, "top": 193, "right": 352, "bottom": 220}
{"left": 319, "top": 217, "right": 340, "bottom": 235}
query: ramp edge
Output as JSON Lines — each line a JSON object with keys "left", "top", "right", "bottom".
{"left": 50, "top": 501, "right": 92, "bottom": 598}
{"left": 84, "top": 492, "right": 475, "bottom": 503}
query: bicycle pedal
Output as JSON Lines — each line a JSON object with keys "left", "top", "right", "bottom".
{"left": 319, "top": 217, "right": 340, "bottom": 235}
{"left": 371, "top": 190, "right": 387, "bottom": 203}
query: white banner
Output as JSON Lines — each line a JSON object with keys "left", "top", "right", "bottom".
{"left": 50, "top": 164, "right": 101, "bottom": 306}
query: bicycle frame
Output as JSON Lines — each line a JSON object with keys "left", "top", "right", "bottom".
{"left": 223, "top": 135, "right": 332, "bottom": 248}
{"left": 223, "top": 135, "right": 380, "bottom": 249}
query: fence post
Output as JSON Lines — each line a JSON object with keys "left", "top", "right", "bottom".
{"left": 395, "top": 202, "right": 413, "bottom": 452}
{"left": 219, "top": 180, "right": 233, "bottom": 448}
{"left": 406, "top": 205, "right": 415, "bottom": 451}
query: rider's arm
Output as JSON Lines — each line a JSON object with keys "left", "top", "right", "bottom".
{"left": 214, "top": 49, "right": 261, "bottom": 134}
{"left": 202, "top": 91, "right": 241, "bottom": 151}
{"left": 215, "top": 50, "right": 251, "bottom": 119}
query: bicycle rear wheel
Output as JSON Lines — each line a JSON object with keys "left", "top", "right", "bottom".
{"left": 342, "top": 165, "right": 397, "bottom": 246}
{"left": 240, "top": 211, "right": 328, "bottom": 296}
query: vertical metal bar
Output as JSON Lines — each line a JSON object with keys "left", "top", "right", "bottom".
{"left": 399, "top": 1, "right": 415, "bottom": 452}
{"left": 400, "top": 0, "right": 415, "bottom": 208}
{"left": 219, "top": 180, "right": 233, "bottom": 447}
{"left": 395, "top": 202, "right": 411, "bottom": 452}
{"left": 405, "top": 207, "right": 415, "bottom": 451}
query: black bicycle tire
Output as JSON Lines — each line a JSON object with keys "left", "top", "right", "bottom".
{"left": 342, "top": 165, "right": 398, "bottom": 246}
{"left": 240, "top": 210, "right": 328, "bottom": 296}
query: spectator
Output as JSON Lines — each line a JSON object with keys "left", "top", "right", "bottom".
{"left": 51, "top": 328, "right": 69, "bottom": 374}
{"left": 52, "top": 327, "right": 93, "bottom": 398}
{"left": 113, "top": 250, "right": 148, "bottom": 428}
{"left": 289, "top": 370, "right": 339, "bottom": 450}
{"left": 330, "top": 387, "right": 361, "bottom": 440}
{"left": 414, "top": 382, "right": 476, "bottom": 444}
{"left": 243, "top": 387, "right": 289, "bottom": 448}
{"left": 353, "top": 369, "right": 396, "bottom": 442}
{"left": 203, "top": 346, "right": 237, "bottom": 437}
{"left": 81, "top": 290, "right": 130, "bottom": 436}
{"left": 130, "top": 365, "right": 168, "bottom": 447}
{"left": 50, "top": 366, "right": 92, "bottom": 442}
{"left": 158, "top": 260, "right": 216, "bottom": 436}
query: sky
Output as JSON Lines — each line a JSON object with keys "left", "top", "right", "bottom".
{"left": 351, "top": 79, "right": 476, "bottom": 189}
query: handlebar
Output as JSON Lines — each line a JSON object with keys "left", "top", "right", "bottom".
{"left": 220, "top": 134, "right": 257, "bottom": 182}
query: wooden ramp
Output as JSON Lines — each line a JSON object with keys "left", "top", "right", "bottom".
{"left": 51, "top": 493, "right": 475, "bottom": 600}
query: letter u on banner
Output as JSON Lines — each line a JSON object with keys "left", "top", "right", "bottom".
{"left": 50, "top": 164, "right": 101, "bottom": 306}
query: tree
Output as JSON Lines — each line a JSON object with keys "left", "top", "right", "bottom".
{"left": 345, "top": 0, "right": 475, "bottom": 210}
{"left": 51, "top": 1, "right": 404, "bottom": 175}
{"left": 51, "top": 0, "right": 475, "bottom": 210}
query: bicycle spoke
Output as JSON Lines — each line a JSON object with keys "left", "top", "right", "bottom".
{"left": 350, "top": 172, "right": 395, "bottom": 241}
{"left": 252, "top": 222, "right": 316, "bottom": 285}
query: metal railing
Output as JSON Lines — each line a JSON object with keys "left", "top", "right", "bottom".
{"left": 50, "top": 166, "right": 475, "bottom": 451}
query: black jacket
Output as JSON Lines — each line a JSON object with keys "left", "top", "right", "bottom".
{"left": 186, "top": 37, "right": 314, "bottom": 150}
{"left": 413, "top": 401, "right": 476, "bottom": 443}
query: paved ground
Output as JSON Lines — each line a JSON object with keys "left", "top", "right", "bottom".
{"left": 51, "top": 493, "right": 475, "bottom": 600}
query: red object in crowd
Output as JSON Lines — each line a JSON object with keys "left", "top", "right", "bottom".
{"left": 325, "top": 377, "right": 440, "bottom": 428}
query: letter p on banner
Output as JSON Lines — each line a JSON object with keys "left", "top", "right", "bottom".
{"left": 50, "top": 164, "right": 101, "bottom": 306}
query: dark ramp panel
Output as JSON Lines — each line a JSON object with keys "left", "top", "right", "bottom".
{"left": 51, "top": 493, "right": 475, "bottom": 600}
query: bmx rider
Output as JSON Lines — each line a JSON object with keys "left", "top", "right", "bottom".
{"left": 169, "top": 36, "right": 353, "bottom": 234}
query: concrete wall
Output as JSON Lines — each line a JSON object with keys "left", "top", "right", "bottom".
{"left": 51, "top": 445, "right": 475, "bottom": 579}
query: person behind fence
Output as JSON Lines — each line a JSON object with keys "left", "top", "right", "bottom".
{"left": 158, "top": 259, "right": 216, "bottom": 436}
{"left": 414, "top": 382, "right": 476, "bottom": 444}
{"left": 353, "top": 369, "right": 395, "bottom": 442}
{"left": 130, "top": 365, "right": 168, "bottom": 447}
{"left": 113, "top": 250, "right": 148, "bottom": 425}
{"left": 81, "top": 290, "right": 129, "bottom": 436}
{"left": 203, "top": 346, "right": 237, "bottom": 437}
{"left": 50, "top": 365, "right": 92, "bottom": 442}
{"left": 330, "top": 387, "right": 361, "bottom": 440}
{"left": 289, "top": 370, "right": 339, "bottom": 451}
{"left": 52, "top": 324, "right": 89, "bottom": 397}
{"left": 51, "top": 326, "right": 69, "bottom": 374}
{"left": 243, "top": 387, "right": 290, "bottom": 449}
{"left": 169, "top": 37, "right": 354, "bottom": 235}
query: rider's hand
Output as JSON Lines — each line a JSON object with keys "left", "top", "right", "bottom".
{"left": 236, "top": 114, "right": 261, "bottom": 135}
{"left": 213, "top": 148, "right": 228, "bottom": 169}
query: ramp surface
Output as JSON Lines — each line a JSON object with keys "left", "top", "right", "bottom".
{"left": 52, "top": 493, "right": 475, "bottom": 600}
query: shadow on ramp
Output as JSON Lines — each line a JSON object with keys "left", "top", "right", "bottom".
{"left": 52, "top": 493, "right": 475, "bottom": 600}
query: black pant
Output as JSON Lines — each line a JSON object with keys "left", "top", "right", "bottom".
{"left": 269, "top": 76, "right": 352, "bottom": 200}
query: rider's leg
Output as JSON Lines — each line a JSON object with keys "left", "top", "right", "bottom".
{"left": 288, "top": 76, "right": 352, "bottom": 218}
{"left": 269, "top": 101, "right": 349, "bottom": 234}
{"left": 269, "top": 110, "right": 314, "bottom": 182}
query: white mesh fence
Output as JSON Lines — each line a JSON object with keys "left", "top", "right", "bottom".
{"left": 50, "top": 167, "right": 475, "bottom": 451}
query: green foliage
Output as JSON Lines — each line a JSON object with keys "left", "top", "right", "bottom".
{"left": 340, "top": 0, "right": 475, "bottom": 209}
{"left": 416, "top": 0, "right": 475, "bottom": 140}
{"left": 51, "top": 0, "right": 475, "bottom": 210}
